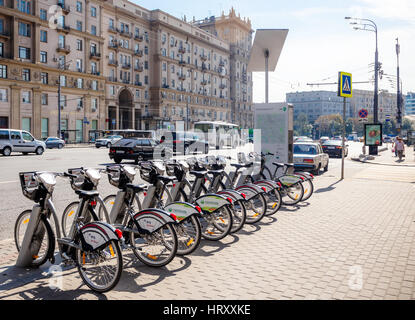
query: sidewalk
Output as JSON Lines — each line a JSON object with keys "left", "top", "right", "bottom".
{"left": 352, "top": 143, "right": 415, "bottom": 167}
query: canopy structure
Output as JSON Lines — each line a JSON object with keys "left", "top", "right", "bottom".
{"left": 248, "top": 29, "right": 289, "bottom": 103}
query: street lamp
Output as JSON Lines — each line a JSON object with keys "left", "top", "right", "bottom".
{"left": 345, "top": 16, "right": 379, "bottom": 155}
{"left": 57, "top": 60, "right": 72, "bottom": 139}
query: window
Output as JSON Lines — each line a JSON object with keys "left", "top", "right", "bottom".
{"left": 22, "top": 68, "right": 30, "bottom": 81}
{"left": 22, "top": 122, "right": 32, "bottom": 135}
{"left": 0, "top": 43, "right": 3, "bottom": 57}
{"left": 76, "top": 59, "right": 83, "bottom": 72}
{"left": 58, "top": 35, "right": 65, "bottom": 48}
{"left": 40, "top": 72, "right": 48, "bottom": 84}
{"left": 41, "top": 118, "right": 48, "bottom": 139}
{"left": 109, "top": 19, "right": 114, "bottom": 29}
{"left": 0, "top": 88, "right": 7, "bottom": 102}
{"left": 144, "top": 46, "right": 148, "bottom": 55}
{"left": 144, "top": 61, "right": 148, "bottom": 70}
{"left": 91, "top": 6, "right": 96, "bottom": 17}
{"left": 77, "top": 78, "right": 83, "bottom": 89}
{"left": 90, "top": 43, "right": 97, "bottom": 54}
{"left": 76, "top": 1, "right": 82, "bottom": 12}
{"left": 76, "top": 21, "right": 82, "bottom": 32}
{"left": 40, "top": 51, "right": 47, "bottom": 63}
{"left": 91, "top": 80, "right": 97, "bottom": 90}
{"left": 0, "top": 129, "right": 9, "bottom": 139}
{"left": 135, "top": 90, "right": 140, "bottom": 98}
{"left": 91, "top": 25, "right": 96, "bottom": 36}
{"left": 91, "top": 98, "right": 98, "bottom": 111}
{"left": 40, "top": 30, "right": 47, "bottom": 42}
{"left": 60, "top": 75, "right": 66, "bottom": 87}
{"left": 0, "top": 65, "right": 6, "bottom": 78}
{"left": 22, "top": 91, "right": 31, "bottom": 103}
{"left": 60, "top": 95, "right": 67, "bottom": 107}
{"left": 17, "top": 0, "right": 31, "bottom": 14}
{"left": 41, "top": 93, "right": 48, "bottom": 105}
{"left": 77, "top": 98, "right": 83, "bottom": 108}
{"left": 18, "top": 22, "right": 31, "bottom": 37}
{"left": 40, "top": 9, "right": 47, "bottom": 21}
{"left": 144, "top": 76, "right": 148, "bottom": 85}
{"left": 76, "top": 39, "right": 83, "bottom": 51}
{"left": 110, "top": 86, "right": 115, "bottom": 95}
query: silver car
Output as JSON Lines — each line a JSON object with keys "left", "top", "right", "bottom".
{"left": 0, "top": 129, "right": 47, "bottom": 156}
{"left": 95, "top": 135, "right": 123, "bottom": 148}
{"left": 293, "top": 142, "right": 329, "bottom": 175}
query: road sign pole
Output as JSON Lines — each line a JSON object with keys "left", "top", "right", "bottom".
{"left": 342, "top": 97, "right": 346, "bottom": 180}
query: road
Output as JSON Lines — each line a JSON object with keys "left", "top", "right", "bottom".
{"left": 0, "top": 142, "right": 364, "bottom": 241}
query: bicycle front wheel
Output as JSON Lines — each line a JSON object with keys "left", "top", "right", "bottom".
{"left": 200, "top": 206, "right": 233, "bottom": 241}
{"left": 130, "top": 223, "right": 178, "bottom": 267}
{"left": 245, "top": 194, "right": 267, "bottom": 224}
{"left": 265, "top": 189, "right": 282, "bottom": 216}
{"left": 176, "top": 215, "right": 202, "bottom": 256}
{"left": 77, "top": 240, "right": 123, "bottom": 293}
{"left": 14, "top": 212, "right": 54, "bottom": 268}
{"left": 230, "top": 200, "right": 247, "bottom": 234}
{"left": 282, "top": 183, "right": 304, "bottom": 206}
{"left": 300, "top": 179, "right": 314, "bottom": 202}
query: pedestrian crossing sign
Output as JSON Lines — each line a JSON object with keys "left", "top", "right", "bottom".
{"left": 338, "top": 72, "right": 353, "bottom": 98}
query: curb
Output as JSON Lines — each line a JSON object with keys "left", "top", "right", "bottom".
{"left": 351, "top": 155, "right": 415, "bottom": 168}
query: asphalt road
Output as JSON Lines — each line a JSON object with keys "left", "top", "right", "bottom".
{"left": 0, "top": 142, "right": 365, "bottom": 241}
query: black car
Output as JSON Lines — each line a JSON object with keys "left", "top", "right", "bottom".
{"left": 322, "top": 140, "right": 349, "bottom": 158}
{"left": 159, "top": 131, "right": 209, "bottom": 155}
{"left": 109, "top": 138, "right": 173, "bottom": 164}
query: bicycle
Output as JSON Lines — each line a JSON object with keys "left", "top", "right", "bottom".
{"left": 14, "top": 171, "right": 124, "bottom": 293}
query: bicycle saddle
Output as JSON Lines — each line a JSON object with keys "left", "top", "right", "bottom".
{"left": 158, "top": 176, "right": 175, "bottom": 184}
{"left": 126, "top": 184, "right": 148, "bottom": 193}
{"left": 208, "top": 169, "right": 224, "bottom": 176}
{"left": 75, "top": 190, "right": 99, "bottom": 199}
{"left": 231, "top": 163, "right": 251, "bottom": 170}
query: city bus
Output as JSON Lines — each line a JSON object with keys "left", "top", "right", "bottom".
{"left": 193, "top": 121, "right": 241, "bottom": 149}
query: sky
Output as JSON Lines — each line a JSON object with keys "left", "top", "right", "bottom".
{"left": 130, "top": 0, "right": 415, "bottom": 103}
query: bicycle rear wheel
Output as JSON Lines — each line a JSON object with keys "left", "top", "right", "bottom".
{"left": 14, "top": 212, "right": 54, "bottom": 268}
{"left": 230, "top": 200, "right": 247, "bottom": 233}
{"left": 130, "top": 223, "right": 178, "bottom": 267}
{"left": 76, "top": 240, "right": 123, "bottom": 293}
{"left": 176, "top": 215, "right": 201, "bottom": 256}
{"left": 300, "top": 179, "right": 314, "bottom": 202}
{"left": 282, "top": 183, "right": 304, "bottom": 206}
{"left": 245, "top": 194, "right": 267, "bottom": 224}
{"left": 264, "top": 188, "right": 282, "bottom": 216}
{"left": 200, "top": 206, "right": 233, "bottom": 241}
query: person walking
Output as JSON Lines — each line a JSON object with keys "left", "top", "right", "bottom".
{"left": 393, "top": 136, "right": 399, "bottom": 157}
{"left": 395, "top": 137, "right": 405, "bottom": 161}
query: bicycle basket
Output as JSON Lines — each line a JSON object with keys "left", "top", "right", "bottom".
{"left": 107, "top": 166, "right": 121, "bottom": 188}
{"left": 217, "top": 155, "right": 227, "bottom": 166}
{"left": 165, "top": 162, "right": 176, "bottom": 176}
{"left": 19, "top": 172, "right": 39, "bottom": 201}
{"left": 68, "top": 168, "right": 85, "bottom": 191}
{"left": 238, "top": 152, "right": 248, "bottom": 164}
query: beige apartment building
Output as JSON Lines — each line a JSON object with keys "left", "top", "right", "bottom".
{"left": 0, "top": 0, "right": 253, "bottom": 142}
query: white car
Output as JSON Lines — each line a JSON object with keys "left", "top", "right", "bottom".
{"left": 294, "top": 142, "right": 329, "bottom": 175}
{"left": 0, "top": 129, "right": 46, "bottom": 156}
{"left": 95, "top": 135, "right": 123, "bottom": 148}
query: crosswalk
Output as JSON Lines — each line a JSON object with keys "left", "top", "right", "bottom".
{"left": 352, "top": 165, "right": 415, "bottom": 184}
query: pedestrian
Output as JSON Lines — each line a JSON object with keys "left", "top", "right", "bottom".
{"left": 393, "top": 136, "right": 399, "bottom": 157}
{"left": 395, "top": 137, "right": 405, "bottom": 161}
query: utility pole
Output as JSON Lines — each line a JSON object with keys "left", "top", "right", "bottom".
{"left": 396, "top": 38, "right": 402, "bottom": 135}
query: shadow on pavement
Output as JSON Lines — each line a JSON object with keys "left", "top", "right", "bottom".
{"left": 192, "top": 235, "right": 239, "bottom": 258}
{"left": 314, "top": 180, "right": 343, "bottom": 194}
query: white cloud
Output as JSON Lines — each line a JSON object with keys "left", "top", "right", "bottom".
{"left": 358, "top": 0, "right": 415, "bottom": 23}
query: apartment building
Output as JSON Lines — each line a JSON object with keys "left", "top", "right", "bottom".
{"left": 0, "top": 0, "right": 253, "bottom": 142}
{"left": 194, "top": 8, "right": 254, "bottom": 129}
{"left": 405, "top": 92, "right": 415, "bottom": 116}
{"left": 287, "top": 89, "right": 398, "bottom": 123}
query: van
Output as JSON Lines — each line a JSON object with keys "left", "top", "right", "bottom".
{"left": 0, "top": 129, "right": 47, "bottom": 156}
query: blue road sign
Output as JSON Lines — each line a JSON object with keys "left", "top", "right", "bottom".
{"left": 359, "top": 109, "right": 369, "bottom": 119}
{"left": 338, "top": 72, "right": 353, "bottom": 98}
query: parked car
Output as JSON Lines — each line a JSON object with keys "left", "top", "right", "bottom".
{"left": 0, "top": 129, "right": 46, "bottom": 156}
{"left": 109, "top": 138, "right": 173, "bottom": 164}
{"left": 319, "top": 136, "right": 330, "bottom": 144}
{"left": 383, "top": 136, "right": 393, "bottom": 143}
{"left": 45, "top": 137, "right": 65, "bottom": 149}
{"left": 293, "top": 142, "right": 329, "bottom": 175}
{"left": 296, "top": 136, "right": 314, "bottom": 143}
{"left": 96, "top": 135, "right": 123, "bottom": 148}
{"left": 159, "top": 131, "right": 209, "bottom": 155}
{"left": 322, "top": 140, "right": 349, "bottom": 158}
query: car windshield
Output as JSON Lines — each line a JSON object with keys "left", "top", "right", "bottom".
{"left": 294, "top": 144, "right": 317, "bottom": 155}
{"left": 323, "top": 141, "right": 341, "bottom": 146}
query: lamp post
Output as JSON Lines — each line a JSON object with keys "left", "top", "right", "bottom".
{"left": 345, "top": 17, "right": 379, "bottom": 155}
{"left": 396, "top": 38, "right": 402, "bottom": 134}
{"left": 57, "top": 60, "right": 72, "bottom": 139}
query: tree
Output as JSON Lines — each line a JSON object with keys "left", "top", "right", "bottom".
{"left": 294, "top": 113, "right": 312, "bottom": 137}
{"left": 315, "top": 114, "right": 343, "bottom": 137}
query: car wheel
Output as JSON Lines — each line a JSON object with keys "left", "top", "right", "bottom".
{"left": 106, "top": 142, "right": 111, "bottom": 148}
{"left": 23, "top": 152, "right": 28, "bottom": 155}
{"left": 2, "top": 147, "right": 11, "bottom": 156}
{"left": 324, "top": 162, "right": 329, "bottom": 172}
{"left": 58, "top": 144, "right": 63, "bottom": 149}
{"left": 313, "top": 164, "right": 321, "bottom": 176}
{"left": 114, "top": 158, "right": 122, "bottom": 164}
{"left": 96, "top": 146, "right": 100, "bottom": 149}
{"left": 35, "top": 147, "right": 44, "bottom": 156}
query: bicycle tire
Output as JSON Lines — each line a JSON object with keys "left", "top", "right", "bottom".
{"left": 264, "top": 188, "right": 282, "bottom": 216}
{"left": 282, "top": 182, "right": 304, "bottom": 206}
{"left": 230, "top": 199, "right": 247, "bottom": 234}
{"left": 176, "top": 215, "right": 202, "bottom": 256}
{"left": 130, "top": 223, "right": 178, "bottom": 268}
{"left": 200, "top": 205, "right": 233, "bottom": 241}
{"left": 300, "top": 179, "right": 314, "bottom": 202}
{"left": 14, "top": 212, "right": 55, "bottom": 268}
{"left": 62, "top": 201, "right": 81, "bottom": 238}
{"left": 245, "top": 193, "right": 267, "bottom": 224}
{"left": 77, "top": 239, "right": 123, "bottom": 293}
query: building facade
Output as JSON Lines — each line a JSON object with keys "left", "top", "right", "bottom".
{"left": 287, "top": 89, "right": 398, "bottom": 123}
{"left": 405, "top": 92, "right": 415, "bottom": 116}
{"left": 0, "top": 0, "right": 253, "bottom": 142}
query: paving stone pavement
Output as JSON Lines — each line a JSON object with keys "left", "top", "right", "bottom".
{"left": 0, "top": 163, "right": 414, "bottom": 300}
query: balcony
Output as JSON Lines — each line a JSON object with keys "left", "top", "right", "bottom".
{"left": 134, "top": 50, "right": 143, "bottom": 57}
{"left": 90, "top": 52, "right": 101, "bottom": 60}
{"left": 134, "top": 34, "right": 144, "bottom": 42}
{"left": 201, "top": 64, "right": 208, "bottom": 72}
{"left": 178, "top": 47, "right": 186, "bottom": 54}
{"left": 134, "top": 65, "right": 144, "bottom": 72}
{"left": 108, "top": 42, "right": 118, "bottom": 50}
{"left": 219, "top": 60, "right": 225, "bottom": 67}
{"left": 134, "top": 81, "right": 143, "bottom": 87}
{"left": 178, "top": 74, "right": 186, "bottom": 81}
{"left": 0, "top": 30, "right": 10, "bottom": 39}
{"left": 219, "top": 84, "right": 226, "bottom": 90}
{"left": 108, "top": 60, "right": 118, "bottom": 67}
{"left": 91, "top": 70, "right": 100, "bottom": 76}
{"left": 108, "top": 26, "right": 117, "bottom": 34}
{"left": 200, "top": 54, "right": 208, "bottom": 61}
{"left": 57, "top": 2, "right": 70, "bottom": 14}
{"left": 107, "top": 76, "right": 117, "bottom": 82}
{"left": 201, "top": 80, "right": 208, "bottom": 86}
{"left": 121, "top": 63, "right": 131, "bottom": 69}
{"left": 122, "top": 79, "right": 131, "bottom": 84}
{"left": 56, "top": 44, "right": 70, "bottom": 54}
{"left": 120, "top": 30, "right": 132, "bottom": 38}
{"left": 56, "top": 24, "right": 70, "bottom": 33}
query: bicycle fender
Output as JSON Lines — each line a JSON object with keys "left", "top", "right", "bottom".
{"left": 164, "top": 202, "right": 200, "bottom": 222}
{"left": 195, "top": 194, "right": 231, "bottom": 214}
{"left": 133, "top": 208, "right": 177, "bottom": 234}
{"left": 235, "top": 184, "right": 265, "bottom": 200}
{"left": 80, "top": 222, "right": 120, "bottom": 251}
{"left": 253, "top": 180, "right": 280, "bottom": 192}
{"left": 278, "top": 175, "right": 302, "bottom": 187}
{"left": 295, "top": 172, "right": 314, "bottom": 180}
{"left": 217, "top": 189, "right": 245, "bottom": 202}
